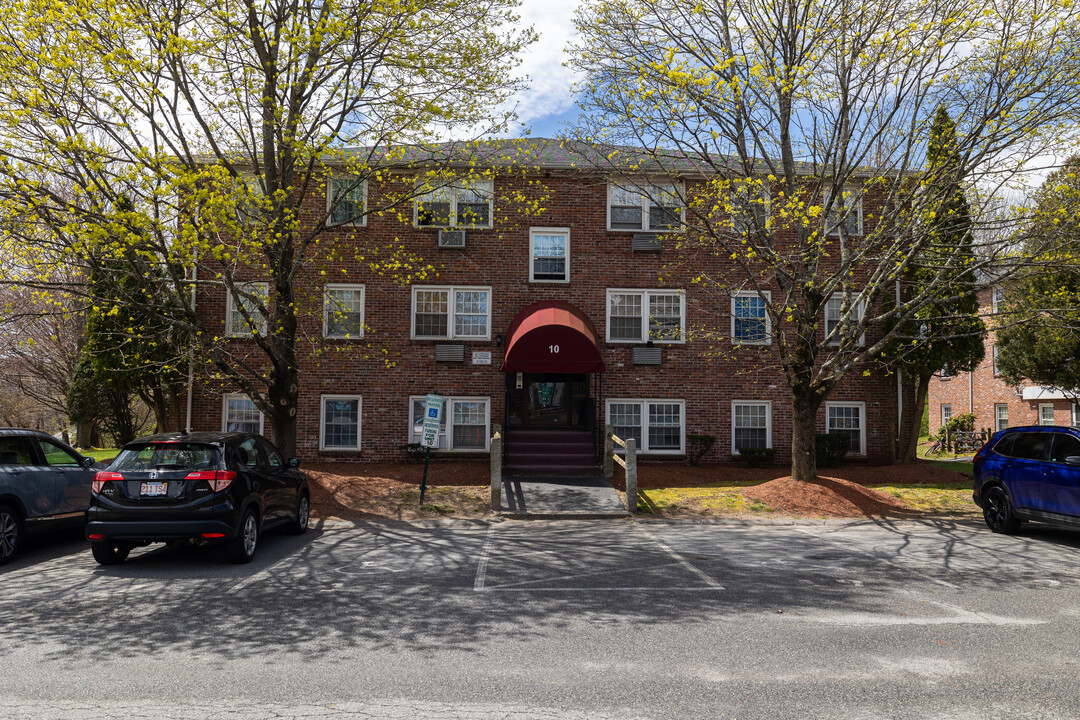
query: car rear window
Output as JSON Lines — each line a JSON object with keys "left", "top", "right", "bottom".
{"left": 111, "top": 443, "right": 219, "bottom": 471}
{"left": 992, "top": 434, "right": 1017, "bottom": 457}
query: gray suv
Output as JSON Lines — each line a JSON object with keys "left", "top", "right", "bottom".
{"left": 0, "top": 428, "right": 98, "bottom": 564}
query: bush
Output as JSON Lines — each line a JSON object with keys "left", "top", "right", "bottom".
{"left": 737, "top": 447, "right": 776, "bottom": 467}
{"left": 400, "top": 443, "right": 427, "bottom": 462}
{"left": 815, "top": 433, "right": 850, "bottom": 467}
{"left": 935, "top": 412, "right": 976, "bottom": 439}
{"left": 686, "top": 434, "right": 716, "bottom": 465}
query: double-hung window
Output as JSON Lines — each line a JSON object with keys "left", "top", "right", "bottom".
{"left": 608, "top": 182, "right": 682, "bottom": 231}
{"left": 323, "top": 284, "right": 365, "bottom": 339}
{"left": 226, "top": 282, "right": 268, "bottom": 337}
{"left": 1040, "top": 403, "right": 1055, "bottom": 426}
{"left": 327, "top": 177, "right": 366, "bottom": 226}
{"left": 824, "top": 185, "right": 863, "bottom": 236}
{"left": 408, "top": 396, "right": 490, "bottom": 451}
{"left": 996, "top": 404, "right": 1010, "bottom": 431}
{"left": 411, "top": 286, "right": 491, "bottom": 340}
{"left": 826, "top": 401, "right": 865, "bottom": 455}
{"left": 529, "top": 228, "right": 570, "bottom": 282}
{"left": 732, "top": 291, "right": 770, "bottom": 344}
{"left": 992, "top": 345, "right": 1001, "bottom": 376}
{"left": 732, "top": 401, "right": 771, "bottom": 453}
{"left": 731, "top": 183, "right": 770, "bottom": 235}
{"left": 321, "top": 395, "right": 361, "bottom": 451}
{"left": 235, "top": 175, "right": 264, "bottom": 226}
{"left": 415, "top": 179, "right": 493, "bottom": 228}
{"left": 992, "top": 286, "right": 1005, "bottom": 314}
{"left": 222, "top": 394, "right": 263, "bottom": 434}
{"left": 606, "top": 289, "right": 685, "bottom": 343}
{"left": 941, "top": 404, "right": 952, "bottom": 426}
{"left": 825, "top": 292, "right": 865, "bottom": 345}
{"left": 606, "top": 399, "right": 685, "bottom": 454}
{"left": 1072, "top": 403, "right": 1080, "bottom": 428}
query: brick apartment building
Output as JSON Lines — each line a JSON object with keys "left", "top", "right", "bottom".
{"left": 928, "top": 286, "right": 1080, "bottom": 436}
{"left": 186, "top": 140, "right": 909, "bottom": 470}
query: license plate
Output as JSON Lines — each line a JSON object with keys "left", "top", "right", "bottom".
{"left": 140, "top": 482, "right": 167, "bottom": 497}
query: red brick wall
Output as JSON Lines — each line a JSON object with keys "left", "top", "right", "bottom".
{"left": 927, "top": 287, "right": 1075, "bottom": 436}
{"left": 189, "top": 172, "right": 902, "bottom": 464}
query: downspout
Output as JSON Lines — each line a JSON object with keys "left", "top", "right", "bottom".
{"left": 969, "top": 369, "right": 974, "bottom": 415}
{"left": 185, "top": 264, "right": 196, "bottom": 433}
{"left": 896, "top": 280, "right": 903, "bottom": 452}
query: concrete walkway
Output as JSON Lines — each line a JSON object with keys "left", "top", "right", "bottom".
{"left": 499, "top": 475, "right": 629, "bottom": 519}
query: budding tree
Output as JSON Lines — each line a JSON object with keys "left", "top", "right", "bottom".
{"left": 568, "top": 0, "right": 1080, "bottom": 479}
{"left": 0, "top": 0, "right": 534, "bottom": 455}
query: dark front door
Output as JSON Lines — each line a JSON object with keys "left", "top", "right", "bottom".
{"left": 506, "top": 373, "right": 593, "bottom": 430}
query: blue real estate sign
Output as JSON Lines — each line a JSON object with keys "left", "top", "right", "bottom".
{"left": 420, "top": 394, "right": 444, "bottom": 449}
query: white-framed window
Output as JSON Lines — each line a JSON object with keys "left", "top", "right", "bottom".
{"left": 731, "top": 182, "right": 770, "bottom": 234}
{"left": 940, "top": 364, "right": 953, "bottom": 379}
{"left": 992, "top": 345, "right": 1001, "bottom": 376}
{"left": 996, "top": 404, "right": 1010, "bottom": 432}
{"left": 235, "top": 175, "right": 264, "bottom": 225}
{"left": 529, "top": 228, "right": 570, "bottom": 283}
{"left": 941, "top": 404, "right": 952, "bottom": 426}
{"left": 992, "top": 285, "right": 1006, "bottom": 314}
{"left": 415, "top": 179, "right": 493, "bottom": 228}
{"left": 1072, "top": 403, "right": 1080, "bottom": 428}
{"left": 732, "top": 401, "right": 771, "bottom": 454}
{"left": 826, "top": 401, "right": 866, "bottom": 456}
{"left": 731, "top": 291, "right": 770, "bottom": 345}
{"left": 606, "top": 399, "right": 686, "bottom": 454}
{"left": 825, "top": 292, "right": 865, "bottom": 345}
{"left": 606, "top": 289, "right": 686, "bottom": 343}
{"left": 323, "top": 284, "right": 365, "bottom": 339}
{"left": 825, "top": 185, "right": 863, "bottom": 236}
{"left": 1040, "top": 403, "right": 1056, "bottom": 426}
{"left": 320, "top": 395, "right": 361, "bottom": 451}
{"left": 226, "top": 282, "right": 268, "bottom": 337}
{"left": 222, "top": 394, "right": 264, "bottom": 434}
{"left": 327, "top": 177, "right": 366, "bottom": 227}
{"left": 607, "top": 181, "right": 683, "bottom": 232}
{"left": 411, "top": 286, "right": 491, "bottom": 340}
{"left": 408, "top": 396, "right": 490, "bottom": 451}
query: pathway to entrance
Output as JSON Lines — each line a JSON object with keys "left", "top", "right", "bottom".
{"left": 499, "top": 475, "right": 628, "bottom": 519}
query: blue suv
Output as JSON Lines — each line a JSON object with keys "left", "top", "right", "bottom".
{"left": 973, "top": 425, "right": 1080, "bottom": 534}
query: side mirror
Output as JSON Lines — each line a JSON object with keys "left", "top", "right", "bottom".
{"left": 1066, "top": 456, "right": 1080, "bottom": 467}
{"left": 81, "top": 456, "right": 95, "bottom": 469}
{"left": 287, "top": 457, "right": 300, "bottom": 469}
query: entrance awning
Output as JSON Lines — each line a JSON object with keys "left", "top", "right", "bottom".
{"left": 501, "top": 300, "right": 606, "bottom": 373}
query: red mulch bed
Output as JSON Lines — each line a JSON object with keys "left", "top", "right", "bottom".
{"left": 742, "top": 476, "right": 915, "bottom": 517}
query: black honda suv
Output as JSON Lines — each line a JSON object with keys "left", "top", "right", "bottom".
{"left": 85, "top": 432, "right": 309, "bottom": 565}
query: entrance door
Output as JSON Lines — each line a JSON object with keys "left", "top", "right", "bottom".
{"left": 506, "top": 373, "right": 593, "bottom": 429}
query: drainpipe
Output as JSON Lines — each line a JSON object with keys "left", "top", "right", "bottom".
{"left": 969, "top": 369, "right": 974, "bottom": 415}
{"left": 185, "top": 264, "right": 196, "bottom": 433}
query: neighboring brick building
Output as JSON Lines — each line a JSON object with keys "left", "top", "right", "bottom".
{"left": 186, "top": 140, "right": 910, "bottom": 468}
{"left": 928, "top": 286, "right": 1079, "bottom": 436}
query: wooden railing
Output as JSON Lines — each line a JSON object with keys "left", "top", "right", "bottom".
{"left": 604, "top": 424, "right": 637, "bottom": 513}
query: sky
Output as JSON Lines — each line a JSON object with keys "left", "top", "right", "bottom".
{"left": 503, "top": 0, "right": 584, "bottom": 139}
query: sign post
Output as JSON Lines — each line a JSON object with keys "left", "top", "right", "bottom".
{"left": 419, "top": 393, "right": 444, "bottom": 505}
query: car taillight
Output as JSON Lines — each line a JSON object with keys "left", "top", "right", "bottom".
{"left": 185, "top": 470, "right": 237, "bottom": 492}
{"left": 92, "top": 471, "right": 124, "bottom": 493}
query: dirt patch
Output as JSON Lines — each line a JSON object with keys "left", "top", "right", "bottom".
{"left": 306, "top": 462, "right": 493, "bottom": 521}
{"left": 741, "top": 475, "right": 916, "bottom": 518}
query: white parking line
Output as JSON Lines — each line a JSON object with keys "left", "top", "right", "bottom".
{"left": 641, "top": 530, "right": 724, "bottom": 590}
{"left": 473, "top": 525, "right": 496, "bottom": 591}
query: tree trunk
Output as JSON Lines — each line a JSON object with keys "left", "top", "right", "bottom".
{"left": 790, "top": 389, "right": 820, "bottom": 482}
{"left": 901, "top": 373, "right": 932, "bottom": 464}
{"left": 151, "top": 386, "right": 168, "bottom": 433}
{"left": 76, "top": 420, "right": 94, "bottom": 448}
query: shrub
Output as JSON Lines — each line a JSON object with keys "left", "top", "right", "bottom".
{"left": 815, "top": 433, "right": 850, "bottom": 467}
{"left": 737, "top": 447, "right": 776, "bottom": 467}
{"left": 935, "top": 412, "right": 976, "bottom": 439}
{"left": 686, "top": 434, "right": 716, "bottom": 465}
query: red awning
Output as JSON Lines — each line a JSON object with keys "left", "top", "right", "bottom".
{"left": 501, "top": 300, "right": 606, "bottom": 373}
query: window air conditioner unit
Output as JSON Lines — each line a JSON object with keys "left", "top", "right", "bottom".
{"left": 438, "top": 229, "right": 466, "bottom": 248}
{"left": 435, "top": 344, "right": 465, "bottom": 362}
{"left": 632, "top": 233, "right": 661, "bottom": 252}
{"left": 632, "top": 347, "right": 663, "bottom": 365}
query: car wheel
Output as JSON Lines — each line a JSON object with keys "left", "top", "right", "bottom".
{"left": 227, "top": 509, "right": 259, "bottom": 564}
{"left": 288, "top": 492, "right": 310, "bottom": 535}
{"left": 0, "top": 504, "right": 22, "bottom": 566}
{"left": 91, "top": 540, "right": 131, "bottom": 565}
{"left": 983, "top": 486, "right": 1022, "bottom": 534}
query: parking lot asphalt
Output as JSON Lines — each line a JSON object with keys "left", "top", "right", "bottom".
{"left": 3, "top": 516, "right": 1080, "bottom": 719}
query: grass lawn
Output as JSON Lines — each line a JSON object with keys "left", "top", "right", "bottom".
{"left": 918, "top": 457, "right": 974, "bottom": 476}
{"left": 870, "top": 483, "right": 978, "bottom": 516}
{"left": 81, "top": 448, "right": 119, "bottom": 461}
